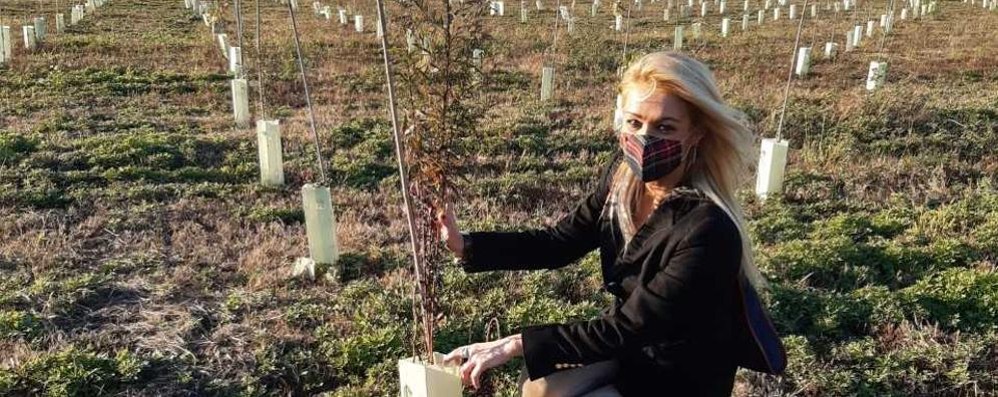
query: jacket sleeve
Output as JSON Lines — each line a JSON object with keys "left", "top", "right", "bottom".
{"left": 460, "top": 152, "right": 622, "bottom": 273}
{"left": 518, "top": 205, "right": 743, "bottom": 380}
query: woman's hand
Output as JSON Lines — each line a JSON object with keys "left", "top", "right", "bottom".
{"left": 443, "top": 334, "right": 523, "bottom": 390}
{"left": 436, "top": 202, "right": 465, "bottom": 258}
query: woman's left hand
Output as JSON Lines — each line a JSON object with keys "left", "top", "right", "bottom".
{"left": 443, "top": 334, "right": 523, "bottom": 390}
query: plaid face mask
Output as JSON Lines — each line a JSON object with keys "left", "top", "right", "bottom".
{"left": 620, "top": 132, "right": 684, "bottom": 182}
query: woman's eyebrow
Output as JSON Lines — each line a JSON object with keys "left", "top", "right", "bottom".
{"left": 629, "top": 113, "right": 678, "bottom": 124}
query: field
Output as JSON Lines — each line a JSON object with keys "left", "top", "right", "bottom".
{"left": 1, "top": 0, "right": 997, "bottom": 395}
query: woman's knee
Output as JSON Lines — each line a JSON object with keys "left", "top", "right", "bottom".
{"left": 521, "top": 378, "right": 557, "bottom": 397}
{"left": 518, "top": 360, "right": 619, "bottom": 397}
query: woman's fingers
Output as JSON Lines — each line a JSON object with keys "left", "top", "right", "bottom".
{"left": 460, "top": 359, "right": 476, "bottom": 385}
{"left": 441, "top": 203, "right": 453, "bottom": 221}
{"left": 435, "top": 201, "right": 466, "bottom": 256}
{"left": 436, "top": 203, "right": 452, "bottom": 235}
{"left": 470, "top": 362, "right": 484, "bottom": 389}
{"left": 441, "top": 202, "right": 459, "bottom": 230}
{"left": 445, "top": 341, "right": 511, "bottom": 389}
{"left": 442, "top": 348, "right": 461, "bottom": 364}
{"left": 437, "top": 209, "right": 447, "bottom": 226}
{"left": 462, "top": 358, "right": 486, "bottom": 390}
{"left": 444, "top": 344, "right": 472, "bottom": 365}
{"left": 445, "top": 202, "right": 457, "bottom": 225}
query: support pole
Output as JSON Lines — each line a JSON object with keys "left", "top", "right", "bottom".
{"left": 373, "top": 0, "right": 432, "bottom": 359}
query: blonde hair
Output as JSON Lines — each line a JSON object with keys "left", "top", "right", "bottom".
{"left": 613, "top": 51, "right": 768, "bottom": 292}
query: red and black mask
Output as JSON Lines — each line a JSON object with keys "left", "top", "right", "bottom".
{"left": 620, "top": 132, "right": 684, "bottom": 182}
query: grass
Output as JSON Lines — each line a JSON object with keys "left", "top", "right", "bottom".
{"left": 0, "top": 0, "right": 997, "bottom": 395}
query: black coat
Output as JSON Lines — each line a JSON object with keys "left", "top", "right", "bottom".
{"left": 460, "top": 152, "right": 786, "bottom": 396}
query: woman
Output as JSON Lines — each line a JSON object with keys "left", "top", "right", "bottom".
{"left": 439, "top": 52, "right": 787, "bottom": 396}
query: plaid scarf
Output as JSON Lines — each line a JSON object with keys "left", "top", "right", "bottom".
{"left": 601, "top": 163, "right": 703, "bottom": 255}
{"left": 603, "top": 166, "right": 642, "bottom": 250}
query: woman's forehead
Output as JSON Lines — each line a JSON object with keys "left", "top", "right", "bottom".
{"left": 623, "top": 89, "right": 689, "bottom": 120}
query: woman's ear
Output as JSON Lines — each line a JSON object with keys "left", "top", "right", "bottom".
{"left": 685, "top": 125, "right": 706, "bottom": 147}
{"left": 682, "top": 142, "right": 700, "bottom": 175}
{"left": 682, "top": 127, "right": 705, "bottom": 168}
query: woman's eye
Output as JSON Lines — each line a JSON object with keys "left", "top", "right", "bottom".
{"left": 658, "top": 124, "right": 675, "bottom": 132}
{"left": 627, "top": 120, "right": 642, "bottom": 130}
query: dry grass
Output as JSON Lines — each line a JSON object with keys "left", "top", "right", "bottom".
{"left": 0, "top": 0, "right": 996, "bottom": 395}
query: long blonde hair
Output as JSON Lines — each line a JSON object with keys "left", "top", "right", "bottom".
{"left": 613, "top": 51, "right": 768, "bottom": 292}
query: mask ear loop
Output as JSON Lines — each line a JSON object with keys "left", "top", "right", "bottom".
{"left": 684, "top": 145, "right": 699, "bottom": 175}
{"left": 682, "top": 127, "right": 703, "bottom": 175}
